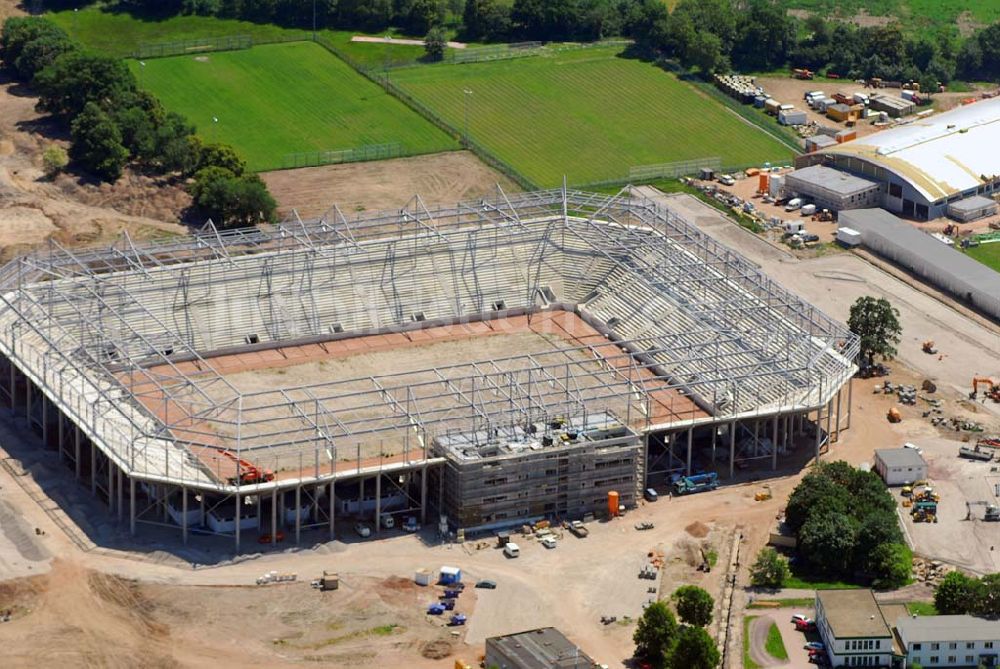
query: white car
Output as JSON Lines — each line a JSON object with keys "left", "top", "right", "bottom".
{"left": 805, "top": 642, "right": 825, "bottom": 651}
{"left": 541, "top": 536, "right": 557, "bottom": 549}
{"left": 354, "top": 522, "right": 371, "bottom": 538}
{"left": 791, "top": 613, "right": 810, "bottom": 624}
{"left": 903, "top": 442, "right": 923, "bottom": 454}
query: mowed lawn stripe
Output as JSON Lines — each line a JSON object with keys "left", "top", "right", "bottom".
{"left": 393, "top": 48, "right": 792, "bottom": 186}
{"left": 131, "top": 41, "right": 457, "bottom": 171}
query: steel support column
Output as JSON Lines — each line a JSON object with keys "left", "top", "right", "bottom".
{"left": 235, "top": 491, "right": 241, "bottom": 553}
{"left": 375, "top": 475, "right": 382, "bottom": 536}
{"left": 295, "top": 484, "right": 301, "bottom": 545}
{"left": 771, "top": 415, "right": 779, "bottom": 470}
{"left": 129, "top": 477, "right": 136, "bottom": 536}
{"left": 686, "top": 427, "right": 693, "bottom": 476}
{"left": 420, "top": 464, "right": 428, "bottom": 524}
{"left": 847, "top": 379, "right": 853, "bottom": 430}
{"left": 182, "top": 485, "right": 189, "bottom": 545}
{"left": 271, "top": 487, "right": 278, "bottom": 545}
{"left": 74, "top": 424, "right": 81, "bottom": 481}
{"left": 329, "top": 479, "right": 336, "bottom": 540}
{"left": 728, "top": 420, "right": 736, "bottom": 479}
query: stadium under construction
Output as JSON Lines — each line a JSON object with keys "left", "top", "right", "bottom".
{"left": 0, "top": 188, "right": 858, "bottom": 550}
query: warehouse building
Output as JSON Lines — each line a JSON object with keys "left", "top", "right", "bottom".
{"left": 485, "top": 628, "right": 594, "bottom": 669}
{"left": 783, "top": 164, "right": 881, "bottom": 211}
{"left": 840, "top": 208, "right": 1000, "bottom": 321}
{"left": 814, "top": 590, "right": 895, "bottom": 668}
{"left": 896, "top": 615, "right": 1000, "bottom": 668}
{"left": 873, "top": 447, "right": 928, "bottom": 486}
{"left": 796, "top": 96, "right": 1000, "bottom": 220}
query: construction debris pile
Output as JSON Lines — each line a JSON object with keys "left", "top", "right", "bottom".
{"left": 911, "top": 557, "right": 958, "bottom": 586}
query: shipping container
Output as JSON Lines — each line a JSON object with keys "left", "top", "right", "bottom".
{"left": 836, "top": 227, "right": 862, "bottom": 247}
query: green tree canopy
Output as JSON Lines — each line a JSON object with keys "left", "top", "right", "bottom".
{"left": 668, "top": 625, "right": 720, "bottom": 669}
{"left": 869, "top": 542, "right": 912, "bottom": 589}
{"left": 69, "top": 101, "right": 129, "bottom": 182}
{"left": 934, "top": 571, "right": 981, "bottom": 615}
{"left": 798, "top": 512, "right": 859, "bottom": 575}
{"left": 35, "top": 51, "right": 137, "bottom": 119}
{"left": 848, "top": 296, "right": 902, "bottom": 367}
{"left": 423, "top": 25, "right": 447, "bottom": 61}
{"left": 750, "top": 547, "right": 789, "bottom": 590}
{"left": 633, "top": 600, "right": 678, "bottom": 668}
{"left": 672, "top": 585, "right": 714, "bottom": 627}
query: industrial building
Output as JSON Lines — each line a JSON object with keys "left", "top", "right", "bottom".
{"left": 485, "top": 627, "right": 594, "bottom": 668}
{"left": 896, "top": 615, "right": 1000, "bottom": 668}
{"left": 783, "top": 165, "right": 882, "bottom": 212}
{"left": 796, "top": 96, "right": 1000, "bottom": 220}
{"left": 947, "top": 194, "right": 998, "bottom": 222}
{"left": 0, "top": 188, "right": 857, "bottom": 548}
{"left": 814, "top": 590, "right": 895, "bottom": 668}
{"left": 840, "top": 208, "right": 1000, "bottom": 321}
{"left": 873, "top": 447, "right": 928, "bottom": 486}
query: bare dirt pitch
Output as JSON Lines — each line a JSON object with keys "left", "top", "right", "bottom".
{"left": 260, "top": 151, "right": 518, "bottom": 218}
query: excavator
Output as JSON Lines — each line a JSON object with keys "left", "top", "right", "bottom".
{"left": 217, "top": 449, "right": 275, "bottom": 486}
{"left": 971, "top": 377, "right": 1000, "bottom": 403}
{"left": 922, "top": 340, "right": 937, "bottom": 354}
{"left": 966, "top": 501, "right": 1000, "bottom": 522}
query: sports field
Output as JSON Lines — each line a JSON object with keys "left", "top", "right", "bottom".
{"left": 129, "top": 41, "right": 456, "bottom": 172}
{"left": 392, "top": 47, "right": 793, "bottom": 186}
{"left": 965, "top": 242, "right": 1000, "bottom": 274}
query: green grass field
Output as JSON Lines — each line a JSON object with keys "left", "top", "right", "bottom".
{"left": 765, "top": 622, "right": 789, "bottom": 661}
{"left": 392, "top": 47, "right": 793, "bottom": 187}
{"left": 964, "top": 242, "right": 1000, "bottom": 273}
{"left": 129, "top": 41, "right": 456, "bottom": 171}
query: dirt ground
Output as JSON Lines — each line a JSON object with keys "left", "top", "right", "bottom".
{"left": 260, "top": 151, "right": 517, "bottom": 219}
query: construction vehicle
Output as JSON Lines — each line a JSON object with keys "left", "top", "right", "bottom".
{"left": 217, "top": 449, "right": 275, "bottom": 485}
{"left": 567, "top": 520, "right": 589, "bottom": 538}
{"left": 978, "top": 438, "right": 1000, "bottom": 450}
{"left": 966, "top": 501, "right": 1000, "bottom": 521}
{"left": 859, "top": 362, "right": 890, "bottom": 378}
{"left": 916, "top": 488, "right": 940, "bottom": 503}
{"left": 912, "top": 508, "right": 938, "bottom": 523}
{"left": 971, "top": 377, "right": 1000, "bottom": 402}
{"left": 673, "top": 472, "right": 719, "bottom": 496}
{"left": 922, "top": 340, "right": 937, "bottom": 354}
{"left": 960, "top": 444, "right": 993, "bottom": 462}
{"left": 887, "top": 406, "right": 902, "bottom": 423}
{"left": 812, "top": 208, "right": 833, "bottom": 222}
{"left": 755, "top": 485, "right": 772, "bottom": 501}
{"left": 792, "top": 68, "right": 814, "bottom": 80}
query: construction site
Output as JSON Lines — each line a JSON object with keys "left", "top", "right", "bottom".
{"left": 0, "top": 187, "right": 858, "bottom": 550}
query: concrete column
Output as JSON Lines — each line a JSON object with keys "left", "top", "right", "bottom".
{"left": 686, "top": 427, "right": 693, "bottom": 476}
{"left": 117, "top": 467, "right": 124, "bottom": 523}
{"left": 58, "top": 412, "right": 64, "bottom": 461}
{"left": 41, "top": 394, "right": 47, "bottom": 446}
{"left": 814, "top": 409, "right": 822, "bottom": 464}
{"left": 235, "top": 491, "right": 241, "bottom": 553}
{"left": 642, "top": 434, "right": 649, "bottom": 489}
{"left": 728, "top": 420, "right": 736, "bottom": 479}
{"left": 360, "top": 476, "right": 366, "bottom": 518}
{"left": 129, "top": 477, "right": 136, "bottom": 536}
{"left": 26, "top": 382, "right": 31, "bottom": 423}
{"left": 375, "top": 475, "right": 382, "bottom": 536}
{"left": 771, "top": 415, "right": 779, "bottom": 471}
{"left": 90, "top": 441, "right": 96, "bottom": 496}
{"left": 9, "top": 361, "right": 15, "bottom": 409}
{"left": 182, "top": 485, "right": 189, "bottom": 545}
{"left": 420, "top": 464, "right": 428, "bottom": 524}
{"left": 271, "top": 487, "right": 278, "bottom": 545}
{"left": 846, "top": 379, "right": 853, "bottom": 430}
{"left": 108, "top": 460, "right": 114, "bottom": 512}
{"left": 295, "top": 484, "right": 301, "bottom": 545}
{"left": 825, "top": 399, "right": 833, "bottom": 450}
{"left": 329, "top": 480, "right": 336, "bottom": 540}
{"left": 74, "top": 425, "right": 81, "bottom": 481}
{"left": 711, "top": 426, "right": 717, "bottom": 464}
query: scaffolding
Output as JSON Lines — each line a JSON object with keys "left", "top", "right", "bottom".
{"left": 0, "top": 187, "right": 859, "bottom": 497}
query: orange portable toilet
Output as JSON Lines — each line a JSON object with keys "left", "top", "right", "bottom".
{"left": 607, "top": 490, "right": 620, "bottom": 517}
{"left": 758, "top": 172, "right": 769, "bottom": 193}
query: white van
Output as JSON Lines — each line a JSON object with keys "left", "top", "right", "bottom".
{"left": 784, "top": 198, "right": 803, "bottom": 211}
{"left": 503, "top": 542, "right": 521, "bottom": 558}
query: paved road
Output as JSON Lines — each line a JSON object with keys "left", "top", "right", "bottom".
{"left": 634, "top": 187, "right": 1000, "bottom": 417}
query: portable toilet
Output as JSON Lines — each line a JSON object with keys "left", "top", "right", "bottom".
{"left": 439, "top": 566, "right": 462, "bottom": 585}
{"left": 758, "top": 172, "right": 769, "bottom": 193}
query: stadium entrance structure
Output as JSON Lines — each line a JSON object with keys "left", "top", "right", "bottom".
{"left": 0, "top": 188, "right": 858, "bottom": 549}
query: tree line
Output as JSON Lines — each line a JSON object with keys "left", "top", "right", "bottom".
{"left": 62, "top": 0, "right": 1000, "bottom": 84}
{"left": 935, "top": 571, "right": 1000, "bottom": 618}
{"left": 0, "top": 16, "right": 276, "bottom": 228}
{"left": 633, "top": 585, "right": 720, "bottom": 669}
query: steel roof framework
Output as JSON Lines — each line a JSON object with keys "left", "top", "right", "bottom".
{"left": 0, "top": 188, "right": 858, "bottom": 490}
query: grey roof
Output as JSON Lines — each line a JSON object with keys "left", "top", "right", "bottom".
{"left": 874, "top": 448, "right": 927, "bottom": 469}
{"left": 870, "top": 95, "right": 914, "bottom": 110}
{"left": 818, "top": 590, "right": 892, "bottom": 638}
{"left": 785, "top": 164, "right": 880, "bottom": 196}
{"left": 828, "top": 103, "right": 852, "bottom": 112}
{"left": 486, "top": 627, "right": 594, "bottom": 668}
{"left": 948, "top": 194, "right": 997, "bottom": 213}
{"left": 808, "top": 135, "right": 838, "bottom": 147}
{"left": 896, "top": 615, "right": 1000, "bottom": 644}
{"left": 840, "top": 208, "right": 1000, "bottom": 321}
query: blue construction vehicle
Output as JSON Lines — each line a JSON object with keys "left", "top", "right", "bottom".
{"left": 673, "top": 472, "right": 719, "bottom": 496}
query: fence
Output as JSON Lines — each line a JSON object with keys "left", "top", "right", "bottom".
{"left": 281, "top": 143, "right": 404, "bottom": 169}
{"left": 131, "top": 34, "right": 254, "bottom": 60}
{"left": 450, "top": 42, "right": 544, "bottom": 65}
{"left": 629, "top": 157, "right": 722, "bottom": 181}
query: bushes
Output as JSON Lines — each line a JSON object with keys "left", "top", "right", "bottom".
{"left": 750, "top": 548, "right": 790, "bottom": 590}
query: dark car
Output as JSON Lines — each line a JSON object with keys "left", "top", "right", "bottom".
{"left": 475, "top": 579, "right": 497, "bottom": 589}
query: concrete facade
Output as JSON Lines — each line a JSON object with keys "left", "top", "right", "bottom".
{"left": 874, "top": 448, "right": 928, "bottom": 486}
{"left": 815, "top": 590, "right": 894, "bottom": 667}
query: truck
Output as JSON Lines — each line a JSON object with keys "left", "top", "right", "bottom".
{"left": 567, "top": 520, "right": 589, "bottom": 538}
{"left": 673, "top": 472, "right": 719, "bottom": 496}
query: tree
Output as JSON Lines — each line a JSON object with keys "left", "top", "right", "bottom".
{"left": 855, "top": 510, "right": 905, "bottom": 570}
{"left": 784, "top": 470, "right": 850, "bottom": 534}
{"left": 69, "top": 102, "right": 129, "bottom": 182}
{"left": 672, "top": 585, "right": 713, "bottom": 627}
{"left": 41, "top": 144, "right": 68, "bottom": 178}
{"left": 667, "top": 625, "right": 720, "bottom": 669}
{"left": 34, "top": 51, "right": 137, "bottom": 119}
{"left": 934, "top": 571, "right": 980, "bottom": 615}
{"left": 407, "top": 0, "right": 444, "bottom": 34}
{"left": 750, "top": 547, "right": 789, "bottom": 590}
{"left": 633, "top": 600, "right": 678, "bottom": 668}
{"left": 1, "top": 16, "right": 67, "bottom": 74}
{"left": 197, "top": 142, "right": 246, "bottom": 175}
{"left": 192, "top": 167, "right": 276, "bottom": 228}
{"left": 798, "top": 512, "right": 858, "bottom": 575}
{"left": 976, "top": 573, "right": 1000, "bottom": 618}
{"left": 868, "top": 542, "right": 912, "bottom": 589}
{"left": 14, "top": 32, "right": 76, "bottom": 82}
{"left": 848, "top": 296, "right": 902, "bottom": 367}
{"left": 424, "top": 26, "right": 447, "bottom": 61}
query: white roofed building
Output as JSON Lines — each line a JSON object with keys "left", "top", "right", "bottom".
{"left": 795, "top": 97, "right": 1000, "bottom": 220}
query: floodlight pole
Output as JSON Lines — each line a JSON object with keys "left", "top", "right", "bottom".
{"left": 463, "top": 88, "right": 473, "bottom": 148}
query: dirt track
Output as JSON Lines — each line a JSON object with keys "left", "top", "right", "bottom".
{"left": 260, "top": 151, "right": 517, "bottom": 218}
{"left": 749, "top": 615, "right": 782, "bottom": 667}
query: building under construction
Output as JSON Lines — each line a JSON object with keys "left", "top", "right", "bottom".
{"left": 0, "top": 188, "right": 858, "bottom": 548}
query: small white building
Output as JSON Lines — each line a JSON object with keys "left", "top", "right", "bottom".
{"left": 896, "top": 615, "right": 1000, "bottom": 668}
{"left": 873, "top": 448, "right": 928, "bottom": 486}
{"left": 815, "top": 589, "right": 895, "bottom": 667}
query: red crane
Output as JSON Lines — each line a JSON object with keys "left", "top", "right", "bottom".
{"left": 217, "top": 449, "right": 275, "bottom": 485}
